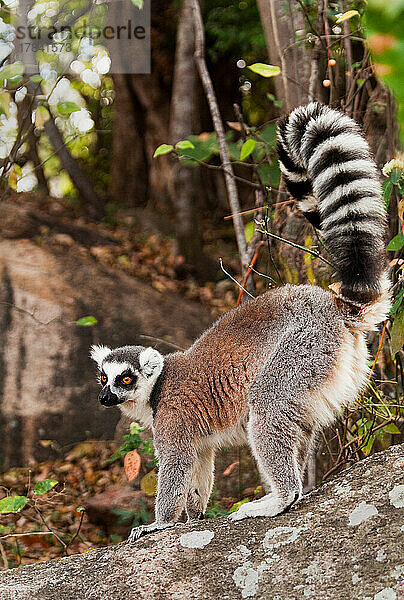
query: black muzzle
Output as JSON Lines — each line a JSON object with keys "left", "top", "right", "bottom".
{"left": 99, "top": 387, "right": 121, "bottom": 407}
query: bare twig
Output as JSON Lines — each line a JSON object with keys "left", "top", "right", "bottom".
{"left": 368, "top": 321, "right": 388, "bottom": 382}
{"left": 0, "top": 302, "right": 60, "bottom": 326}
{"left": 341, "top": 1, "right": 354, "bottom": 112}
{"left": 138, "top": 335, "right": 185, "bottom": 351}
{"left": 64, "top": 510, "right": 85, "bottom": 552}
{"left": 224, "top": 199, "right": 293, "bottom": 220}
{"left": 257, "top": 228, "right": 333, "bottom": 267}
{"left": 44, "top": 112, "right": 102, "bottom": 218}
{"left": 219, "top": 259, "right": 255, "bottom": 300}
{"left": 237, "top": 242, "right": 265, "bottom": 306}
{"left": 33, "top": 506, "right": 67, "bottom": 552}
{"left": 191, "top": 0, "right": 248, "bottom": 278}
{"left": 0, "top": 531, "right": 58, "bottom": 541}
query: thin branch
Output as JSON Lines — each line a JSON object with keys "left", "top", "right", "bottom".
{"left": 0, "top": 531, "right": 58, "bottom": 540}
{"left": 368, "top": 321, "right": 388, "bottom": 382}
{"left": 64, "top": 510, "right": 85, "bottom": 552}
{"left": 237, "top": 242, "right": 265, "bottom": 306}
{"left": 224, "top": 199, "right": 293, "bottom": 220}
{"left": 219, "top": 259, "right": 255, "bottom": 300}
{"left": 33, "top": 506, "right": 67, "bottom": 552}
{"left": 192, "top": 0, "right": 248, "bottom": 276}
{"left": 256, "top": 228, "right": 334, "bottom": 267}
{"left": 0, "top": 302, "right": 60, "bottom": 326}
{"left": 138, "top": 335, "right": 185, "bottom": 351}
{"left": 342, "top": 1, "right": 354, "bottom": 113}
{"left": 178, "top": 155, "right": 263, "bottom": 189}
{"left": 44, "top": 111, "right": 102, "bottom": 217}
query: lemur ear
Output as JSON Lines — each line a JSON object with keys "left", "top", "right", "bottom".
{"left": 90, "top": 344, "right": 112, "bottom": 367}
{"left": 139, "top": 347, "right": 164, "bottom": 379}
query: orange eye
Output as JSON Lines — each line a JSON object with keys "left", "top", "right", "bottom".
{"left": 122, "top": 376, "right": 132, "bottom": 385}
{"left": 101, "top": 375, "right": 107, "bottom": 384}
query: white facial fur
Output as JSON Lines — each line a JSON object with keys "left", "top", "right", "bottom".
{"left": 91, "top": 346, "right": 164, "bottom": 430}
{"left": 90, "top": 344, "right": 112, "bottom": 366}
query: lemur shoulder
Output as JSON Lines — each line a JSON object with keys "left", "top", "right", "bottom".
{"left": 91, "top": 102, "right": 391, "bottom": 541}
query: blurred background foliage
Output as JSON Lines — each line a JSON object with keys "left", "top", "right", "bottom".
{"left": 366, "top": 0, "right": 404, "bottom": 144}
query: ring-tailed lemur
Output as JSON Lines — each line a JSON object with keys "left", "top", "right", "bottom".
{"left": 91, "top": 103, "right": 390, "bottom": 541}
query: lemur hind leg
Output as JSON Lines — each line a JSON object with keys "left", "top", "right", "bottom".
{"left": 186, "top": 447, "right": 215, "bottom": 521}
{"left": 229, "top": 354, "right": 323, "bottom": 521}
{"left": 230, "top": 408, "right": 304, "bottom": 521}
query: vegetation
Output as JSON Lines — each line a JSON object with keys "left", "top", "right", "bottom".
{"left": 0, "top": 0, "right": 403, "bottom": 571}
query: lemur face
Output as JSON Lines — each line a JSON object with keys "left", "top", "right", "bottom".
{"left": 99, "top": 361, "right": 137, "bottom": 406}
{"left": 90, "top": 344, "right": 164, "bottom": 408}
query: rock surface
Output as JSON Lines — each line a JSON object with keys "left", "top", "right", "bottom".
{"left": 0, "top": 444, "right": 403, "bottom": 600}
{"left": 0, "top": 196, "right": 212, "bottom": 469}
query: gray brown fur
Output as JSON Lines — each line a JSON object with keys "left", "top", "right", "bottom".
{"left": 90, "top": 103, "right": 390, "bottom": 539}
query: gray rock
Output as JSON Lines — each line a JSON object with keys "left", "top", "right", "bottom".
{"left": 0, "top": 444, "right": 403, "bottom": 600}
{"left": 0, "top": 237, "right": 212, "bottom": 470}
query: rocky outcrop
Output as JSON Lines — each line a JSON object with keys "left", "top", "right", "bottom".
{"left": 0, "top": 444, "right": 403, "bottom": 600}
{"left": 0, "top": 195, "right": 212, "bottom": 469}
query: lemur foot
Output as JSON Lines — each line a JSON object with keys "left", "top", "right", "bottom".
{"left": 229, "top": 492, "right": 299, "bottom": 521}
{"left": 128, "top": 521, "right": 174, "bottom": 542}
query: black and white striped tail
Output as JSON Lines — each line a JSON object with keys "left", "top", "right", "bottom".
{"left": 277, "top": 102, "right": 388, "bottom": 306}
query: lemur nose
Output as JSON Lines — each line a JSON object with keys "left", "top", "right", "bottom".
{"left": 98, "top": 386, "right": 119, "bottom": 406}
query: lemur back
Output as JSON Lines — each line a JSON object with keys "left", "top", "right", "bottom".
{"left": 91, "top": 103, "right": 390, "bottom": 539}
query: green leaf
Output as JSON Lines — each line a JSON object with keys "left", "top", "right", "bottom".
{"left": 33, "top": 479, "right": 58, "bottom": 495}
{"left": 247, "top": 63, "right": 281, "bottom": 78}
{"left": 153, "top": 144, "right": 174, "bottom": 157}
{"left": 0, "top": 63, "right": 24, "bottom": 85}
{"left": 76, "top": 316, "right": 97, "bottom": 327}
{"left": 390, "top": 287, "right": 404, "bottom": 315}
{"left": 0, "top": 496, "right": 29, "bottom": 513}
{"left": 240, "top": 139, "right": 256, "bottom": 161}
{"left": 8, "top": 164, "right": 22, "bottom": 191}
{"left": 131, "top": 0, "right": 143, "bottom": 7}
{"left": 57, "top": 101, "right": 81, "bottom": 115}
{"left": 391, "top": 167, "right": 403, "bottom": 184}
{"left": 76, "top": 506, "right": 85, "bottom": 512}
{"left": 175, "top": 140, "right": 195, "bottom": 150}
{"left": 391, "top": 306, "right": 404, "bottom": 357}
{"left": 30, "top": 75, "right": 43, "bottom": 83}
{"left": 244, "top": 221, "right": 255, "bottom": 243}
{"left": 361, "top": 435, "right": 375, "bottom": 456}
{"left": 335, "top": 10, "right": 360, "bottom": 23}
{"left": 383, "top": 423, "right": 401, "bottom": 434}
{"left": 229, "top": 498, "right": 250, "bottom": 513}
{"left": 387, "top": 232, "right": 404, "bottom": 251}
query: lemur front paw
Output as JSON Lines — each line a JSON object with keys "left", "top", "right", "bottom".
{"left": 127, "top": 521, "right": 174, "bottom": 542}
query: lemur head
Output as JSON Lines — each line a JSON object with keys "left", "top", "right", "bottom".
{"left": 90, "top": 344, "right": 164, "bottom": 408}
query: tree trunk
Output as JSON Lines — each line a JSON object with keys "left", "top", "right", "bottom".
{"left": 107, "top": 3, "right": 174, "bottom": 217}
{"left": 256, "top": 0, "right": 313, "bottom": 110}
{"left": 108, "top": 74, "right": 149, "bottom": 208}
{"left": 168, "top": 0, "right": 215, "bottom": 281}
